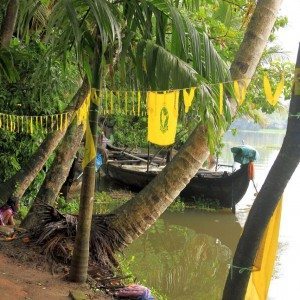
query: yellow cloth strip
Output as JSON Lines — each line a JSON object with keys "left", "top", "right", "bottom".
{"left": 183, "top": 87, "right": 196, "bottom": 113}
{"left": 245, "top": 198, "right": 283, "bottom": 300}
{"left": 82, "top": 92, "right": 97, "bottom": 169}
{"left": 64, "top": 113, "right": 68, "bottom": 130}
{"left": 132, "top": 91, "right": 135, "bottom": 116}
{"left": 117, "top": 91, "right": 120, "bottom": 113}
{"left": 219, "top": 83, "right": 224, "bottom": 115}
{"left": 263, "top": 74, "right": 285, "bottom": 106}
{"left": 234, "top": 80, "right": 247, "bottom": 105}
{"left": 30, "top": 117, "right": 33, "bottom": 134}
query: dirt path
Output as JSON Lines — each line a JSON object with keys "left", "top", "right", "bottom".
{"left": 0, "top": 253, "right": 109, "bottom": 299}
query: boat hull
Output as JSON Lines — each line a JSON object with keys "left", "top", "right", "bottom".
{"left": 105, "top": 162, "right": 250, "bottom": 208}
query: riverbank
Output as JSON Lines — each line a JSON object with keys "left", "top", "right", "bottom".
{"left": 0, "top": 240, "right": 110, "bottom": 300}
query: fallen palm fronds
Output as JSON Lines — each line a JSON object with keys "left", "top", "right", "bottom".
{"left": 29, "top": 205, "right": 126, "bottom": 277}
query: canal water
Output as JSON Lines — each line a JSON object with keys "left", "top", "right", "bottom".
{"left": 122, "top": 130, "right": 300, "bottom": 299}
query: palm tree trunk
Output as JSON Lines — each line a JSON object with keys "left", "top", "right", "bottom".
{"left": 0, "top": 78, "right": 89, "bottom": 203}
{"left": 69, "top": 42, "right": 101, "bottom": 283}
{"left": 229, "top": 0, "right": 283, "bottom": 114}
{"left": 0, "top": 0, "right": 19, "bottom": 48}
{"left": 222, "top": 45, "right": 300, "bottom": 299}
{"left": 230, "top": 0, "right": 283, "bottom": 80}
{"left": 21, "top": 122, "right": 85, "bottom": 230}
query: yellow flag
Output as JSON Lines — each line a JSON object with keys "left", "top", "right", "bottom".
{"left": 132, "top": 91, "right": 136, "bottom": 115}
{"left": 219, "top": 83, "right": 224, "bottom": 115}
{"left": 147, "top": 91, "right": 179, "bottom": 146}
{"left": 183, "top": 87, "right": 196, "bottom": 113}
{"left": 81, "top": 92, "right": 97, "bottom": 169}
{"left": 263, "top": 74, "right": 285, "bottom": 106}
{"left": 234, "top": 80, "right": 247, "bottom": 105}
{"left": 245, "top": 198, "right": 283, "bottom": 300}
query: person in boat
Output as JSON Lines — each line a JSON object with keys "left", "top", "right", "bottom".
{"left": 0, "top": 197, "right": 19, "bottom": 226}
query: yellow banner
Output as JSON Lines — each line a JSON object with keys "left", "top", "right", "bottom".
{"left": 263, "top": 75, "right": 285, "bottom": 106}
{"left": 147, "top": 91, "right": 179, "bottom": 146}
{"left": 245, "top": 198, "right": 283, "bottom": 300}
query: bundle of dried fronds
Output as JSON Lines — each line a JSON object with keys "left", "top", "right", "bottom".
{"left": 29, "top": 205, "right": 126, "bottom": 277}
{"left": 90, "top": 214, "right": 126, "bottom": 277}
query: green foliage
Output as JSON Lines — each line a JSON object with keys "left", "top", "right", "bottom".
{"left": 192, "top": 197, "right": 221, "bottom": 211}
{"left": 111, "top": 114, "right": 148, "bottom": 148}
{"left": 0, "top": 31, "right": 79, "bottom": 186}
{"left": 56, "top": 196, "right": 80, "bottom": 214}
{"left": 94, "top": 191, "right": 127, "bottom": 214}
{"left": 18, "top": 202, "right": 29, "bottom": 220}
{"left": 167, "top": 198, "right": 186, "bottom": 212}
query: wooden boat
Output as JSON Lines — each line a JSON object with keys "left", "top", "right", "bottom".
{"left": 105, "top": 160, "right": 250, "bottom": 209}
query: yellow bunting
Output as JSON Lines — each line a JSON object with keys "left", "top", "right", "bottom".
{"left": 35, "top": 116, "right": 38, "bottom": 131}
{"left": 147, "top": 91, "right": 179, "bottom": 146}
{"left": 137, "top": 91, "right": 141, "bottom": 116}
{"left": 60, "top": 113, "right": 63, "bottom": 131}
{"left": 219, "top": 83, "right": 224, "bottom": 115}
{"left": 56, "top": 115, "right": 59, "bottom": 131}
{"left": 30, "top": 117, "right": 33, "bottom": 134}
{"left": 245, "top": 198, "right": 282, "bottom": 300}
{"left": 9, "top": 115, "right": 12, "bottom": 131}
{"left": 234, "top": 80, "right": 247, "bottom": 105}
{"left": 64, "top": 113, "right": 68, "bottom": 130}
{"left": 117, "top": 91, "right": 120, "bottom": 113}
{"left": 183, "top": 87, "right": 196, "bottom": 113}
{"left": 132, "top": 91, "right": 135, "bottom": 115}
{"left": 263, "top": 74, "right": 285, "bottom": 106}
{"left": 50, "top": 115, "right": 54, "bottom": 130}
{"left": 44, "top": 116, "right": 48, "bottom": 133}
{"left": 12, "top": 116, "right": 15, "bottom": 131}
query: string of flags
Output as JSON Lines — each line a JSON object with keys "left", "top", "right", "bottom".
{"left": 0, "top": 74, "right": 285, "bottom": 146}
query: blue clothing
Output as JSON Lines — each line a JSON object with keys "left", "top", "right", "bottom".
{"left": 95, "top": 153, "right": 103, "bottom": 171}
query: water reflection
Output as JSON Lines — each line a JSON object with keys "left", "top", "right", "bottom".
{"left": 123, "top": 214, "right": 236, "bottom": 300}
{"left": 163, "top": 210, "right": 242, "bottom": 253}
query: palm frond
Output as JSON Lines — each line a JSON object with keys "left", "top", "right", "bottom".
{"left": 0, "top": 49, "right": 19, "bottom": 83}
